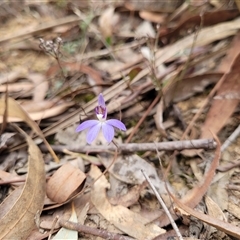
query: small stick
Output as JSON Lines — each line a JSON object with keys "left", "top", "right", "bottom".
{"left": 48, "top": 216, "right": 59, "bottom": 240}
{"left": 141, "top": 170, "right": 183, "bottom": 240}
{"left": 40, "top": 138, "right": 216, "bottom": 153}
{"left": 221, "top": 124, "right": 240, "bottom": 152}
{"left": 58, "top": 219, "right": 135, "bottom": 240}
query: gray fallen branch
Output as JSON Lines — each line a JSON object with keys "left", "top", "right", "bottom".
{"left": 40, "top": 139, "right": 216, "bottom": 153}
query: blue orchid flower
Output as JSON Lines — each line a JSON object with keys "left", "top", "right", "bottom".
{"left": 76, "top": 93, "right": 126, "bottom": 144}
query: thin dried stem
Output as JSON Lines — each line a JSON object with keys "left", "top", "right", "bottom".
{"left": 40, "top": 138, "right": 216, "bottom": 153}
{"left": 221, "top": 124, "right": 240, "bottom": 152}
{"left": 59, "top": 219, "right": 135, "bottom": 240}
{"left": 48, "top": 216, "right": 59, "bottom": 240}
{"left": 142, "top": 170, "right": 183, "bottom": 240}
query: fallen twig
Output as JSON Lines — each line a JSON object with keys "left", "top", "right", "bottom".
{"left": 142, "top": 170, "right": 183, "bottom": 240}
{"left": 59, "top": 219, "right": 135, "bottom": 240}
{"left": 221, "top": 124, "right": 240, "bottom": 152}
{"left": 40, "top": 138, "right": 216, "bottom": 153}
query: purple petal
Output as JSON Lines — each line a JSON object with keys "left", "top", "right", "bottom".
{"left": 76, "top": 120, "right": 99, "bottom": 132}
{"left": 98, "top": 93, "right": 106, "bottom": 108}
{"left": 86, "top": 123, "right": 101, "bottom": 144}
{"left": 106, "top": 119, "right": 126, "bottom": 131}
{"left": 102, "top": 123, "right": 114, "bottom": 143}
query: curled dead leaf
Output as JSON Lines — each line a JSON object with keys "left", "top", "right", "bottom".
{"left": 0, "top": 130, "right": 45, "bottom": 239}
{"left": 46, "top": 163, "right": 86, "bottom": 203}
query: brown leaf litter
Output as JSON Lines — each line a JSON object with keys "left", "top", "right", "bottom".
{"left": 1, "top": 1, "right": 240, "bottom": 239}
